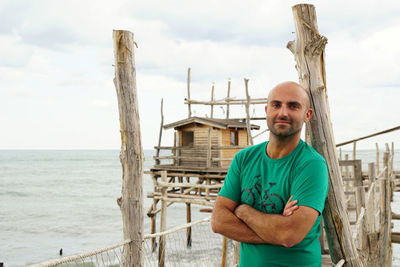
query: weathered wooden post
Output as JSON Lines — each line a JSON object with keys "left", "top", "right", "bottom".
{"left": 187, "top": 68, "right": 192, "bottom": 118}
{"left": 381, "top": 152, "right": 393, "bottom": 266}
{"left": 287, "top": 4, "right": 363, "bottom": 266}
{"left": 210, "top": 83, "right": 215, "bottom": 118}
{"left": 375, "top": 143, "right": 380, "bottom": 176}
{"left": 232, "top": 241, "right": 240, "bottom": 266}
{"left": 244, "top": 78, "right": 253, "bottom": 146}
{"left": 221, "top": 236, "right": 227, "bottom": 267}
{"left": 155, "top": 98, "right": 164, "bottom": 165}
{"left": 226, "top": 79, "right": 231, "bottom": 119}
{"left": 207, "top": 128, "right": 212, "bottom": 168}
{"left": 113, "top": 29, "right": 144, "bottom": 267}
{"left": 186, "top": 202, "right": 192, "bottom": 247}
{"left": 354, "top": 160, "right": 364, "bottom": 220}
{"left": 159, "top": 171, "right": 168, "bottom": 267}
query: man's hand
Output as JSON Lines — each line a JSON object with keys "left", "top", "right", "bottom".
{"left": 283, "top": 195, "right": 298, "bottom": 216}
{"left": 234, "top": 196, "right": 298, "bottom": 218}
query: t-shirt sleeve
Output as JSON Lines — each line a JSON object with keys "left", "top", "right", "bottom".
{"left": 290, "top": 159, "right": 329, "bottom": 215}
{"left": 218, "top": 152, "right": 242, "bottom": 204}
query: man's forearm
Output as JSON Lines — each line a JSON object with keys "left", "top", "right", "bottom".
{"left": 211, "top": 205, "right": 265, "bottom": 243}
{"left": 234, "top": 204, "right": 310, "bottom": 247}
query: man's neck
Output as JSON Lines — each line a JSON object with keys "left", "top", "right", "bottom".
{"left": 266, "top": 134, "right": 301, "bottom": 159}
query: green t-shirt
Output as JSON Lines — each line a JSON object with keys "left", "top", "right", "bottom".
{"left": 219, "top": 140, "right": 329, "bottom": 267}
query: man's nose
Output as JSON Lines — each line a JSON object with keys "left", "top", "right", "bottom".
{"left": 278, "top": 105, "right": 288, "bottom": 117}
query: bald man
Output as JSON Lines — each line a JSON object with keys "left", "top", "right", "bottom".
{"left": 212, "top": 81, "right": 329, "bottom": 267}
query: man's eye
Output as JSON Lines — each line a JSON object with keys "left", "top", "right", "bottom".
{"left": 289, "top": 104, "right": 299, "bottom": 109}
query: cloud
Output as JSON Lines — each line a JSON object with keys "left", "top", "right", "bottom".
{"left": 1, "top": 0, "right": 400, "bottom": 149}
{"left": 123, "top": 0, "right": 294, "bottom": 46}
{"left": 89, "top": 99, "right": 114, "bottom": 109}
{"left": 0, "top": 35, "right": 33, "bottom": 67}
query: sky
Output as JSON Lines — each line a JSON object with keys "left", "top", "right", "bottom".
{"left": 1, "top": 0, "right": 400, "bottom": 150}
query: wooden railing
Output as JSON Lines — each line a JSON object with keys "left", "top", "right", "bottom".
{"left": 153, "top": 145, "right": 249, "bottom": 167}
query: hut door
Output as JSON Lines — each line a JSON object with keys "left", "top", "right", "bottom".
{"left": 230, "top": 130, "right": 238, "bottom": 146}
{"left": 182, "top": 131, "right": 194, "bottom": 147}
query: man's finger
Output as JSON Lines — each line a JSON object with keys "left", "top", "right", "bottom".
{"left": 285, "top": 199, "right": 298, "bottom": 209}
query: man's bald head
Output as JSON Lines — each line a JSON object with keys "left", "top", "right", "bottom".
{"left": 267, "top": 81, "right": 311, "bottom": 109}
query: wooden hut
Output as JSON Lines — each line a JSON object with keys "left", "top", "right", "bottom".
{"left": 162, "top": 116, "right": 260, "bottom": 168}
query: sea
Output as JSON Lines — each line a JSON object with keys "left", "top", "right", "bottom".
{"left": 0, "top": 149, "right": 399, "bottom": 266}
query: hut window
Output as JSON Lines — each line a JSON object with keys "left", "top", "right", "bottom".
{"left": 230, "top": 130, "right": 238, "bottom": 146}
{"left": 182, "top": 131, "right": 194, "bottom": 147}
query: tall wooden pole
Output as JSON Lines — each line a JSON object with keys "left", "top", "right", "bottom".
{"left": 287, "top": 5, "right": 363, "bottom": 266}
{"left": 159, "top": 171, "right": 167, "bottom": 267}
{"left": 210, "top": 83, "right": 215, "bottom": 118}
{"left": 376, "top": 143, "right": 380, "bottom": 177}
{"left": 187, "top": 68, "right": 192, "bottom": 118}
{"left": 156, "top": 98, "right": 164, "bottom": 165}
{"left": 113, "top": 30, "right": 144, "bottom": 267}
{"left": 226, "top": 79, "right": 231, "bottom": 119}
{"left": 244, "top": 78, "right": 253, "bottom": 146}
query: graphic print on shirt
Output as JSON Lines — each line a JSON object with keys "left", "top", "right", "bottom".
{"left": 241, "top": 174, "right": 285, "bottom": 213}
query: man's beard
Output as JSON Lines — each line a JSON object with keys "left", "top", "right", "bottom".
{"left": 268, "top": 116, "right": 302, "bottom": 139}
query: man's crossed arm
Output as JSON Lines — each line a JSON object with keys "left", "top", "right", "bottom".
{"left": 211, "top": 195, "right": 319, "bottom": 247}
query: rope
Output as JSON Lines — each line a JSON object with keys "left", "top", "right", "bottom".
{"left": 28, "top": 239, "right": 132, "bottom": 267}
{"left": 144, "top": 216, "right": 211, "bottom": 239}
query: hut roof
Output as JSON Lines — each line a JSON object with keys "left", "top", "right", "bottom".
{"left": 163, "top": 116, "right": 261, "bottom": 130}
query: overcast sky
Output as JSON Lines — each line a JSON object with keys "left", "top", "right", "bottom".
{"left": 1, "top": 0, "right": 400, "bottom": 150}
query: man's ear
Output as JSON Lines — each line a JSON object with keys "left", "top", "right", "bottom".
{"left": 265, "top": 105, "right": 268, "bottom": 113}
{"left": 304, "top": 108, "right": 313, "bottom": 123}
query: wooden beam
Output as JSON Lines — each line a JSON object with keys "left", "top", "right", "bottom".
{"left": 336, "top": 125, "right": 400, "bottom": 147}
{"left": 392, "top": 232, "right": 400, "bottom": 244}
{"left": 113, "top": 29, "right": 144, "bottom": 267}
{"left": 184, "top": 99, "right": 268, "bottom": 105}
{"left": 287, "top": 4, "right": 362, "bottom": 266}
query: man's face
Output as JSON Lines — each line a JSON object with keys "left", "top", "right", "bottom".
{"left": 265, "top": 83, "right": 312, "bottom": 139}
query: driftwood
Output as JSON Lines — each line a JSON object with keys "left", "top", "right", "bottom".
{"left": 287, "top": 4, "right": 362, "bottom": 266}
{"left": 113, "top": 30, "right": 144, "bottom": 267}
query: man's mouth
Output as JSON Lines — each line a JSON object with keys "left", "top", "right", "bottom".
{"left": 274, "top": 120, "right": 291, "bottom": 125}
